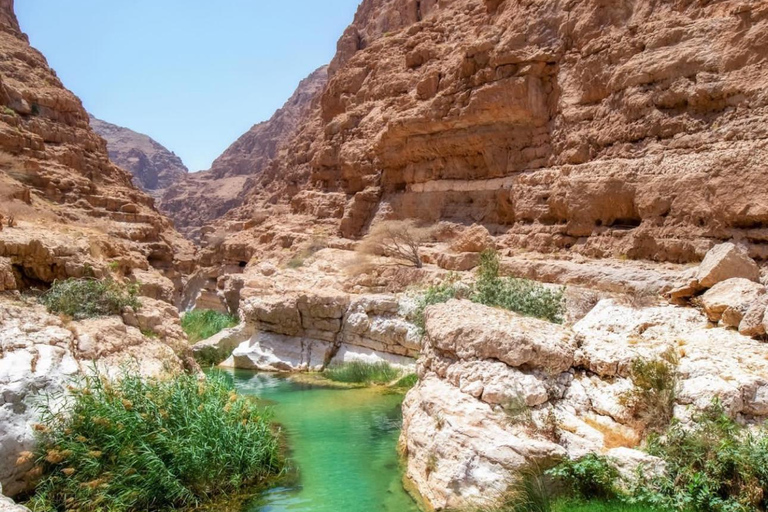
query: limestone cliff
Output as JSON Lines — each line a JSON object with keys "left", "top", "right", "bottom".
{"left": 218, "top": 0, "right": 768, "bottom": 264}
{"left": 160, "top": 66, "right": 329, "bottom": 240}
{"left": 89, "top": 115, "right": 189, "bottom": 196}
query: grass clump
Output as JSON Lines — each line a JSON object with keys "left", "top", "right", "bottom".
{"left": 25, "top": 370, "right": 282, "bottom": 512}
{"left": 181, "top": 309, "right": 239, "bottom": 343}
{"left": 40, "top": 278, "right": 140, "bottom": 320}
{"left": 620, "top": 352, "right": 679, "bottom": 434}
{"left": 323, "top": 361, "right": 402, "bottom": 385}
{"left": 392, "top": 373, "right": 419, "bottom": 390}
{"left": 547, "top": 454, "right": 621, "bottom": 501}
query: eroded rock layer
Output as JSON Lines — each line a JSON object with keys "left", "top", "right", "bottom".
{"left": 219, "top": 0, "right": 768, "bottom": 264}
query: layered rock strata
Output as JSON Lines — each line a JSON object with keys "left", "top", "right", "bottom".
{"left": 210, "top": 0, "right": 768, "bottom": 265}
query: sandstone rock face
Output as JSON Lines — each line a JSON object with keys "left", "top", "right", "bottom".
{"left": 160, "top": 67, "right": 329, "bottom": 240}
{"left": 212, "top": 0, "right": 768, "bottom": 265}
{"left": 402, "top": 298, "right": 768, "bottom": 510}
{"left": 0, "top": 0, "right": 195, "bottom": 289}
{"left": 700, "top": 278, "right": 765, "bottom": 323}
{"left": 89, "top": 115, "right": 188, "bottom": 196}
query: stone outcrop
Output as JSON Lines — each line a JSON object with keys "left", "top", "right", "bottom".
{"left": 160, "top": 67, "right": 329, "bottom": 240}
{"left": 220, "top": 291, "right": 419, "bottom": 371}
{"left": 205, "top": 0, "right": 768, "bottom": 266}
{"left": 402, "top": 296, "right": 768, "bottom": 510}
{"left": 89, "top": 115, "right": 188, "bottom": 196}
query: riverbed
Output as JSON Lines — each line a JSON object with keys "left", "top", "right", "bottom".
{"left": 225, "top": 370, "right": 421, "bottom": 512}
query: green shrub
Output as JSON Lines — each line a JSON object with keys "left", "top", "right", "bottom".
{"left": 620, "top": 353, "right": 679, "bottom": 433}
{"left": 411, "top": 279, "right": 465, "bottom": 333}
{"left": 472, "top": 250, "right": 565, "bottom": 324}
{"left": 323, "top": 361, "right": 402, "bottom": 385}
{"left": 502, "top": 466, "right": 553, "bottom": 512}
{"left": 410, "top": 251, "right": 566, "bottom": 335}
{"left": 26, "top": 371, "right": 282, "bottom": 512}
{"left": 181, "top": 310, "right": 239, "bottom": 343}
{"left": 40, "top": 278, "right": 140, "bottom": 320}
{"left": 547, "top": 454, "right": 621, "bottom": 500}
{"left": 632, "top": 401, "right": 768, "bottom": 512}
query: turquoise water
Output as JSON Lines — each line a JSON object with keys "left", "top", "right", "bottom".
{"left": 227, "top": 370, "right": 421, "bottom": 512}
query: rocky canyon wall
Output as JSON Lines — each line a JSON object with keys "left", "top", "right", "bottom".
{"left": 218, "top": 0, "right": 768, "bottom": 265}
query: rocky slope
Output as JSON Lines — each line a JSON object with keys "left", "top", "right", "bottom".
{"left": 160, "top": 66, "right": 328, "bottom": 240}
{"left": 89, "top": 115, "right": 188, "bottom": 196}
{"left": 0, "top": 0, "right": 196, "bottom": 499}
{"left": 208, "top": 0, "right": 768, "bottom": 265}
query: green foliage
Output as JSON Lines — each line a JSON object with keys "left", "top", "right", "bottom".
{"left": 181, "top": 310, "right": 239, "bottom": 343}
{"left": 392, "top": 373, "right": 419, "bottom": 390}
{"left": 503, "top": 467, "right": 553, "bottom": 512}
{"left": 2, "top": 105, "right": 16, "bottom": 116}
{"left": 410, "top": 251, "right": 566, "bottom": 334}
{"left": 40, "top": 278, "right": 140, "bottom": 320}
{"left": 551, "top": 499, "right": 663, "bottom": 512}
{"left": 323, "top": 361, "right": 402, "bottom": 385}
{"left": 472, "top": 250, "right": 565, "bottom": 324}
{"left": 411, "top": 278, "right": 465, "bottom": 333}
{"left": 631, "top": 401, "right": 768, "bottom": 512}
{"left": 620, "top": 352, "right": 679, "bottom": 433}
{"left": 547, "top": 454, "right": 621, "bottom": 500}
{"left": 140, "top": 328, "right": 158, "bottom": 339}
{"left": 26, "top": 371, "right": 282, "bottom": 512}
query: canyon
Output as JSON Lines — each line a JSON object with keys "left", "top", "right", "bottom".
{"left": 2, "top": 0, "right": 768, "bottom": 511}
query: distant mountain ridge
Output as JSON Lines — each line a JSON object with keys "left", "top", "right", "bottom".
{"left": 90, "top": 115, "right": 188, "bottom": 196}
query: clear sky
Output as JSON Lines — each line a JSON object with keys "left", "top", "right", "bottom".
{"left": 16, "top": 1, "right": 361, "bottom": 172}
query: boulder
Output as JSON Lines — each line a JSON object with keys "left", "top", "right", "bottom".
{"left": 0, "top": 492, "right": 30, "bottom": 512}
{"left": 738, "top": 296, "right": 768, "bottom": 337}
{"left": 696, "top": 243, "right": 760, "bottom": 289}
{"left": 435, "top": 251, "right": 480, "bottom": 271}
{"left": 425, "top": 300, "right": 575, "bottom": 373}
{"left": 449, "top": 224, "right": 494, "bottom": 253}
{"left": 0, "top": 257, "right": 16, "bottom": 291}
{"left": 700, "top": 278, "right": 766, "bottom": 323}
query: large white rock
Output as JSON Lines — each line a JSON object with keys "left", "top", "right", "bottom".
{"left": 401, "top": 376, "right": 565, "bottom": 510}
{"left": 225, "top": 331, "right": 332, "bottom": 372}
{"left": 424, "top": 300, "right": 575, "bottom": 373}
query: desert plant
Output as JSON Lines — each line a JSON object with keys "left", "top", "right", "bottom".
{"left": 323, "top": 361, "right": 402, "bottom": 385}
{"left": 358, "top": 220, "right": 433, "bottom": 268}
{"left": 504, "top": 394, "right": 534, "bottom": 427}
{"left": 505, "top": 466, "right": 553, "bottom": 512}
{"left": 547, "top": 454, "right": 621, "bottom": 501}
{"left": 411, "top": 278, "right": 466, "bottom": 333}
{"left": 25, "top": 370, "right": 282, "bottom": 512}
{"left": 629, "top": 401, "right": 768, "bottom": 512}
{"left": 181, "top": 310, "right": 239, "bottom": 343}
{"left": 472, "top": 250, "right": 566, "bottom": 324}
{"left": 619, "top": 352, "right": 678, "bottom": 434}
{"left": 40, "top": 278, "right": 140, "bottom": 320}
{"left": 392, "top": 373, "right": 419, "bottom": 390}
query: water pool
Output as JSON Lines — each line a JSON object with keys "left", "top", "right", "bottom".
{"left": 227, "top": 370, "right": 421, "bottom": 512}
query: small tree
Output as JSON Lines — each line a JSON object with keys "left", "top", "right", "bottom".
{"left": 358, "top": 220, "right": 432, "bottom": 268}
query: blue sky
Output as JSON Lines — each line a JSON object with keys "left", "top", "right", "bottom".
{"left": 16, "top": 1, "right": 361, "bottom": 172}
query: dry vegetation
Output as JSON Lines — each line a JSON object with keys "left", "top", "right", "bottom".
{"left": 357, "top": 220, "right": 433, "bottom": 268}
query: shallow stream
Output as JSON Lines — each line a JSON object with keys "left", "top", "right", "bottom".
{"left": 226, "top": 370, "right": 421, "bottom": 512}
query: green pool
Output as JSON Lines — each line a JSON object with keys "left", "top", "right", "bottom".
{"left": 227, "top": 370, "right": 421, "bottom": 512}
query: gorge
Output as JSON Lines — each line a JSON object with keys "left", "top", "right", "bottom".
{"left": 2, "top": 0, "right": 768, "bottom": 511}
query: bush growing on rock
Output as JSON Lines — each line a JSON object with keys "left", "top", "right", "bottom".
{"left": 40, "top": 278, "right": 140, "bottom": 320}
{"left": 547, "top": 454, "right": 621, "bottom": 501}
{"left": 181, "top": 309, "right": 239, "bottom": 343}
{"left": 619, "top": 352, "right": 679, "bottom": 434}
{"left": 25, "top": 370, "right": 282, "bottom": 512}
{"left": 358, "top": 220, "right": 433, "bottom": 268}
